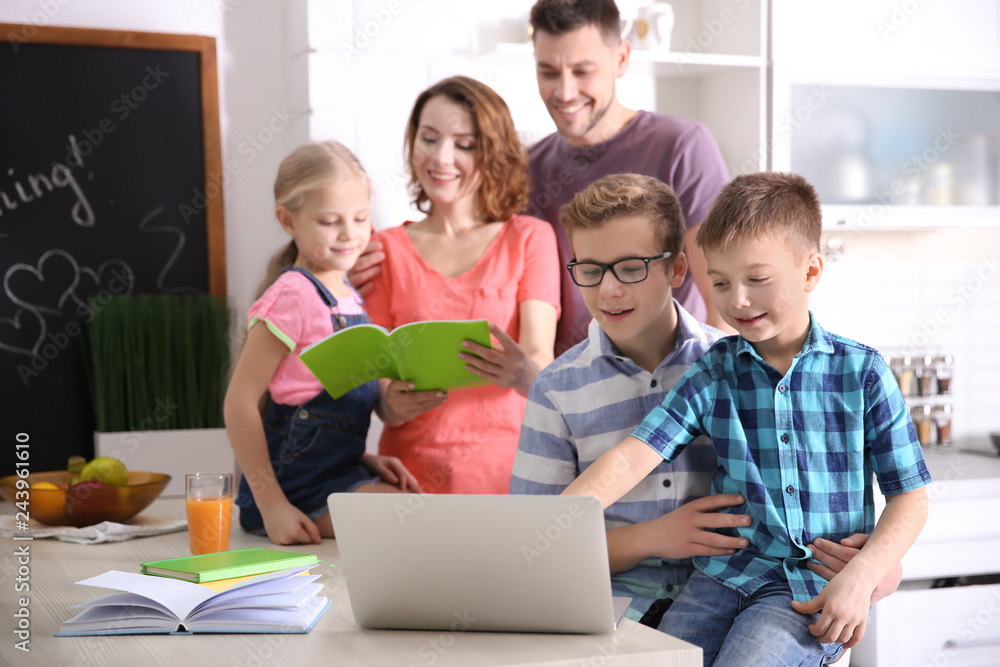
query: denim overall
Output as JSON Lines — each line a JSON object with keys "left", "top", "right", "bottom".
{"left": 236, "top": 266, "right": 379, "bottom": 533}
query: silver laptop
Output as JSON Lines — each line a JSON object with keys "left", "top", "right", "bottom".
{"left": 328, "top": 493, "right": 630, "bottom": 634}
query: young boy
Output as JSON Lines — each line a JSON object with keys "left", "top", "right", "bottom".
{"left": 512, "top": 172, "right": 899, "bottom": 637}
{"left": 561, "top": 172, "right": 931, "bottom": 665}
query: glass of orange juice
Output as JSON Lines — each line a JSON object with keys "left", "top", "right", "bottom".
{"left": 185, "top": 473, "right": 233, "bottom": 555}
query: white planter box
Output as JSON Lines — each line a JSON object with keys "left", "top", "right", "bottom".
{"left": 94, "top": 428, "right": 236, "bottom": 497}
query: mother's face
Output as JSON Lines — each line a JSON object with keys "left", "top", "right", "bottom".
{"left": 411, "top": 95, "right": 482, "bottom": 210}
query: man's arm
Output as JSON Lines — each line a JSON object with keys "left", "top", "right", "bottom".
{"left": 791, "top": 486, "right": 929, "bottom": 649}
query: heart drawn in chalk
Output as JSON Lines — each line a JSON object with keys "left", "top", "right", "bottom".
{"left": 72, "top": 260, "right": 136, "bottom": 309}
{"left": 0, "top": 307, "right": 45, "bottom": 357}
{"left": 5, "top": 249, "right": 81, "bottom": 316}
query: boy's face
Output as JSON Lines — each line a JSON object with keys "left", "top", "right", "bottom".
{"left": 533, "top": 24, "right": 628, "bottom": 147}
{"left": 570, "top": 214, "right": 685, "bottom": 359}
{"left": 704, "top": 234, "right": 823, "bottom": 354}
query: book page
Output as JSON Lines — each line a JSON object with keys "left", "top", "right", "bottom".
{"left": 76, "top": 571, "right": 216, "bottom": 620}
{"left": 392, "top": 319, "right": 492, "bottom": 391}
{"left": 300, "top": 323, "right": 401, "bottom": 399}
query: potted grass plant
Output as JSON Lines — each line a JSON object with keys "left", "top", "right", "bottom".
{"left": 83, "top": 294, "right": 235, "bottom": 496}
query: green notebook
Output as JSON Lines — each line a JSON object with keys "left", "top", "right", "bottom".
{"left": 140, "top": 548, "right": 318, "bottom": 583}
{"left": 300, "top": 319, "right": 493, "bottom": 399}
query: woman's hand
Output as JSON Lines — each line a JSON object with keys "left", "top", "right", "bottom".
{"left": 361, "top": 452, "right": 422, "bottom": 492}
{"left": 259, "top": 501, "right": 322, "bottom": 546}
{"left": 378, "top": 379, "right": 448, "bottom": 426}
{"left": 459, "top": 324, "right": 538, "bottom": 397}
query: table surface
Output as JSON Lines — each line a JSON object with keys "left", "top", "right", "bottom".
{"left": 1, "top": 498, "right": 701, "bottom": 666}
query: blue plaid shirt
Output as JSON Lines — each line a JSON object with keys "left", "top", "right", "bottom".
{"left": 632, "top": 314, "right": 932, "bottom": 602}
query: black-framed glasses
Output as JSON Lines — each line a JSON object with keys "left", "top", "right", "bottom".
{"left": 566, "top": 251, "right": 673, "bottom": 287}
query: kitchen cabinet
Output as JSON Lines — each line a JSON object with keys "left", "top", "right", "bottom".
{"left": 771, "top": 0, "right": 1000, "bottom": 230}
{"left": 852, "top": 450, "right": 1000, "bottom": 666}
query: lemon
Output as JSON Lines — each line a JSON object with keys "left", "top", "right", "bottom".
{"left": 31, "top": 481, "right": 60, "bottom": 490}
{"left": 80, "top": 457, "right": 129, "bottom": 487}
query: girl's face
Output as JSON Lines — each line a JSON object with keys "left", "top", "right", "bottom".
{"left": 277, "top": 175, "right": 372, "bottom": 276}
{"left": 411, "top": 95, "right": 482, "bottom": 210}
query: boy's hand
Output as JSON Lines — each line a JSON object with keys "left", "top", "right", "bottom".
{"left": 648, "top": 494, "right": 751, "bottom": 559}
{"left": 347, "top": 239, "right": 384, "bottom": 296}
{"left": 808, "top": 534, "right": 903, "bottom": 604}
{"left": 381, "top": 380, "right": 448, "bottom": 425}
{"left": 790, "top": 570, "right": 873, "bottom": 649}
{"left": 260, "top": 501, "right": 322, "bottom": 546}
{"left": 361, "top": 453, "right": 422, "bottom": 492}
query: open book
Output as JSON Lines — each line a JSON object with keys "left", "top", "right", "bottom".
{"left": 55, "top": 564, "right": 329, "bottom": 636}
{"left": 300, "top": 319, "right": 493, "bottom": 399}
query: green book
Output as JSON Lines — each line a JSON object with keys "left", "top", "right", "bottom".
{"left": 140, "top": 548, "right": 318, "bottom": 583}
{"left": 300, "top": 319, "right": 493, "bottom": 399}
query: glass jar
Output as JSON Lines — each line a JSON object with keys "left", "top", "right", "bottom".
{"left": 893, "top": 356, "right": 916, "bottom": 396}
{"left": 911, "top": 404, "right": 933, "bottom": 447}
{"left": 933, "top": 404, "right": 952, "bottom": 446}
{"left": 934, "top": 354, "right": 954, "bottom": 395}
{"left": 916, "top": 355, "right": 936, "bottom": 397}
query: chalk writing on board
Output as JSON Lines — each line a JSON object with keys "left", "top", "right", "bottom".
{"left": 2, "top": 248, "right": 134, "bottom": 358}
{"left": 138, "top": 205, "right": 197, "bottom": 293}
{"left": 0, "top": 135, "right": 95, "bottom": 227}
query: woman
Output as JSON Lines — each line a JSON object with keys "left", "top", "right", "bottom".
{"left": 364, "top": 76, "right": 560, "bottom": 494}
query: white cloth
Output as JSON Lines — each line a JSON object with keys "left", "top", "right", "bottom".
{"left": 0, "top": 514, "right": 187, "bottom": 544}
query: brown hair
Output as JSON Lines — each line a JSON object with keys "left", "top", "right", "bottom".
{"left": 256, "top": 140, "right": 370, "bottom": 297}
{"left": 559, "top": 173, "right": 685, "bottom": 258}
{"left": 696, "top": 172, "right": 822, "bottom": 258}
{"left": 530, "top": 0, "right": 622, "bottom": 44}
{"left": 404, "top": 76, "right": 529, "bottom": 223}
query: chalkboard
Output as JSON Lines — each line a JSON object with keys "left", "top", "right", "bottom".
{"left": 0, "top": 25, "right": 225, "bottom": 477}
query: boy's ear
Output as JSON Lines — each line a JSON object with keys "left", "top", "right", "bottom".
{"left": 669, "top": 251, "right": 688, "bottom": 288}
{"left": 803, "top": 251, "right": 824, "bottom": 293}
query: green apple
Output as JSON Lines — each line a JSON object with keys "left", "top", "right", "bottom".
{"left": 79, "top": 457, "right": 129, "bottom": 487}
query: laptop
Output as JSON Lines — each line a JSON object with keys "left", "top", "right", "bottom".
{"left": 327, "top": 493, "right": 630, "bottom": 634}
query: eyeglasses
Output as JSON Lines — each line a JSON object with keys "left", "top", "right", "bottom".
{"left": 566, "top": 251, "right": 672, "bottom": 287}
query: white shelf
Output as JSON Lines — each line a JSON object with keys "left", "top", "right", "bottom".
{"left": 485, "top": 42, "right": 765, "bottom": 78}
{"left": 822, "top": 205, "right": 1000, "bottom": 231}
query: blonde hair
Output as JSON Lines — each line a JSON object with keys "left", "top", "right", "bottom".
{"left": 256, "top": 140, "right": 370, "bottom": 297}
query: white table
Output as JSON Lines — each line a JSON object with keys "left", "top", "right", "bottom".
{"left": 0, "top": 497, "right": 701, "bottom": 666}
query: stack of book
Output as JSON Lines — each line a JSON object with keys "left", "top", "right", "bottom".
{"left": 56, "top": 548, "right": 329, "bottom": 636}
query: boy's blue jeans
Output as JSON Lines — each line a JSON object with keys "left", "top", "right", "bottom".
{"left": 659, "top": 571, "right": 845, "bottom": 666}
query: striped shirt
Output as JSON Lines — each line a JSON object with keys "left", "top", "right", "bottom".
{"left": 511, "top": 302, "right": 723, "bottom": 621}
{"left": 632, "top": 314, "right": 932, "bottom": 602}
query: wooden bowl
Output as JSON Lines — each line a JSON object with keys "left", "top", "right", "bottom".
{"left": 0, "top": 470, "right": 170, "bottom": 527}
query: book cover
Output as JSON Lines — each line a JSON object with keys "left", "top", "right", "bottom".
{"left": 300, "top": 319, "right": 493, "bottom": 399}
{"left": 56, "top": 564, "right": 329, "bottom": 636}
{"left": 140, "top": 548, "right": 318, "bottom": 583}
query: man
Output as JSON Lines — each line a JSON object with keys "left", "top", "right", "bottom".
{"left": 527, "top": 0, "right": 731, "bottom": 354}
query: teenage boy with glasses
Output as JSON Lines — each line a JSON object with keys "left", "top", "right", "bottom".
{"left": 511, "top": 174, "right": 901, "bottom": 633}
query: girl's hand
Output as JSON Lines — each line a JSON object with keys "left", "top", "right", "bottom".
{"left": 459, "top": 324, "right": 535, "bottom": 396}
{"left": 361, "top": 453, "right": 422, "bottom": 492}
{"left": 259, "top": 501, "right": 322, "bottom": 546}
{"left": 380, "top": 379, "right": 448, "bottom": 425}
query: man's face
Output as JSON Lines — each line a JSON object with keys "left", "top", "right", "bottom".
{"left": 534, "top": 24, "right": 628, "bottom": 147}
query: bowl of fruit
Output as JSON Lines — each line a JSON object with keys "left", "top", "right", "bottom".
{"left": 0, "top": 456, "right": 170, "bottom": 527}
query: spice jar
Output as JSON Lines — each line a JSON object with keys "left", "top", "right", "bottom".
{"left": 893, "top": 356, "right": 916, "bottom": 396}
{"left": 916, "top": 355, "right": 936, "bottom": 397}
{"left": 933, "top": 404, "right": 952, "bottom": 446}
{"left": 934, "top": 354, "right": 953, "bottom": 395}
{"left": 912, "top": 404, "right": 933, "bottom": 446}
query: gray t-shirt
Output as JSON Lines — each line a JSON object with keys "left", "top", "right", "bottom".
{"left": 528, "top": 110, "right": 730, "bottom": 356}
